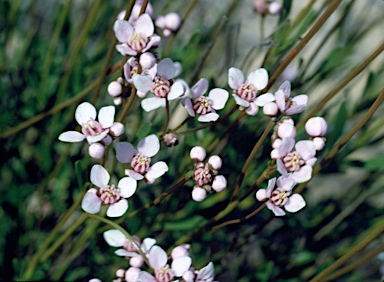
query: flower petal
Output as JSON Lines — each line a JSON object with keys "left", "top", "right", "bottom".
{"left": 182, "top": 97, "right": 195, "bottom": 117}
{"left": 209, "top": 88, "right": 228, "bottom": 110}
{"left": 278, "top": 137, "right": 295, "bottom": 157}
{"left": 278, "top": 80, "right": 291, "bottom": 98}
{"left": 254, "top": 93, "right": 275, "bottom": 106}
{"left": 133, "top": 74, "right": 153, "bottom": 94}
{"left": 285, "top": 94, "right": 308, "bottom": 115}
{"left": 138, "top": 134, "right": 160, "bottom": 157}
{"left": 135, "top": 14, "right": 154, "bottom": 37}
{"left": 138, "top": 271, "right": 156, "bottom": 282}
{"left": 157, "top": 58, "right": 175, "bottom": 80}
{"left": 293, "top": 165, "right": 312, "bottom": 183}
{"left": 247, "top": 68, "right": 268, "bottom": 90}
{"left": 75, "top": 102, "right": 96, "bottom": 125}
{"left": 285, "top": 194, "right": 306, "bottom": 213}
{"left": 168, "top": 81, "right": 186, "bottom": 100}
{"left": 232, "top": 94, "right": 249, "bottom": 107}
{"left": 245, "top": 102, "right": 258, "bottom": 116}
{"left": 114, "top": 20, "right": 133, "bottom": 43}
{"left": 90, "top": 165, "right": 110, "bottom": 188}
{"left": 116, "top": 142, "right": 137, "bottom": 163}
{"left": 115, "top": 249, "right": 137, "bottom": 257}
{"left": 266, "top": 201, "right": 286, "bottom": 216}
{"left": 196, "top": 262, "right": 214, "bottom": 280}
{"left": 125, "top": 169, "right": 144, "bottom": 180}
{"left": 86, "top": 132, "right": 108, "bottom": 143}
{"left": 98, "top": 106, "right": 115, "bottom": 128}
{"left": 142, "top": 34, "right": 162, "bottom": 52}
{"left": 172, "top": 256, "right": 192, "bottom": 277}
{"left": 145, "top": 161, "right": 168, "bottom": 180}
{"left": 141, "top": 97, "right": 165, "bottom": 112}
{"left": 275, "top": 90, "right": 286, "bottom": 112}
{"left": 265, "top": 177, "right": 276, "bottom": 198}
{"left": 198, "top": 113, "right": 219, "bottom": 122}
{"left": 118, "top": 177, "right": 137, "bottom": 198}
{"left": 277, "top": 174, "right": 296, "bottom": 191}
{"left": 276, "top": 158, "right": 288, "bottom": 177}
{"left": 58, "top": 131, "right": 86, "bottom": 142}
{"left": 103, "top": 229, "right": 126, "bottom": 247}
{"left": 81, "top": 189, "right": 102, "bottom": 214}
{"left": 116, "top": 43, "right": 137, "bottom": 56}
{"left": 228, "top": 67, "right": 244, "bottom": 90}
{"left": 141, "top": 238, "right": 156, "bottom": 253}
{"left": 191, "top": 78, "right": 208, "bottom": 99}
{"left": 107, "top": 199, "right": 128, "bottom": 217}
{"left": 149, "top": 245, "right": 167, "bottom": 269}
{"left": 295, "top": 140, "right": 315, "bottom": 160}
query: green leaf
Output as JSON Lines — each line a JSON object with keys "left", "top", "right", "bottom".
{"left": 364, "top": 157, "right": 384, "bottom": 171}
{"left": 164, "top": 215, "right": 207, "bottom": 231}
{"left": 327, "top": 100, "right": 347, "bottom": 148}
{"left": 136, "top": 121, "right": 152, "bottom": 141}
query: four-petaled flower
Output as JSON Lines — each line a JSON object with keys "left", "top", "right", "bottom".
{"left": 275, "top": 80, "right": 308, "bottom": 115}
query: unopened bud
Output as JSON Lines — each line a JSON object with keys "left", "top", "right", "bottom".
{"left": 305, "top": 117, "right": 328, "bottom": 137}
{"left": 110, "top": 122, "right": 125, "bottom": 137}
{"left": 114, "top": 97, "right": 122, "bottom": 105}
{"left": 277, "top": 122, "right": 296, "bottom": 139}
{"left": 130, "top": 255, "right": 144, "bottom": 268}
{"left": 270, "top": 148, "right": 280, "bottom": 159}
{"left": 155, "top": 16, "right": 166, "bottom": 29}
{"left": 245, "top": 102, "right": 259, "bottom": 116}
{"left": 116, "top": 269, "right": 126, "bottom": 278}
{"left": 182, "top": 270, "right": 195, "bottom": 282}
{"left": 272, "top": 138, "right": 282, "bottom": 149}
{"left": 163, "top": 132, "right": 179, "bottom": 147}
{"left": 165, "top": 12, "right": 181, "bottom": 31}
{"left": 208, "top": 155, "right": 222, "bottom": 170}
{"left": 101, "top": 135, "right": 113, "bottom": 146}
{"left": 190, "top": 146, "right": 206, "bottom": 162}
{"left": 268, "top": 2, "right": 281, "bottom": 15}
{"left": 88, "top": 143, "right": 105, "bottom": 159}
{"left": 140, "top": 52, "right": 156, "bottom": 70}
{"left": 171, "top": 244, "right": 190, "bottom": 259}
{"left": 263, "top": 102, "right": 278, "bottom": 116}
{"left": 108, "top": 81, "right": 122, "bottom": 97}
{"left": 125, "top": 267, "right": 141, "bottom": 282}
{"left": 192, "top": 187, "right": 207, "bottom": 202}
{"left": 256, "top": 188, "right": 268, "bottom": 201}
{"left": 212, "top": 175, "right": 227, "bottom": 192}
{"left": 313, "top": 137, "right": 326, "bottom": 151}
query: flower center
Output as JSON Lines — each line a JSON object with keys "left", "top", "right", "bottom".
{"left": 283, "top": 151, "right": 305, "bottom": 172}
{"left": 127, "top": 32, "right": 149, "bottom": 52}
{"left": 155, "top": 265, "right": 174, "bottom": 282}
{"left": 193, "top": 164, "right": 213, "bottom": 187}
{"left": 130, "top": 66, "right": 139, "bottom": 78}
{"left": 152, "top": 77, "right": 171, "bottom": 98}
{"left": 237, "top": 82, "right": 257, "bottom": 102}
{"left": 193, "top": 96, "right": 213, "bottom": 115}
{"left": 82, "top": 118, "right": 104, "bottom": 136}
{"left": 131, "top": 153, "right": 151, "bottom": 174}
{"left": 270, "top": 187, "right": 291, "bottom": 207}
{"left": 99, "top": 185, "right": 121, "bottom": 205}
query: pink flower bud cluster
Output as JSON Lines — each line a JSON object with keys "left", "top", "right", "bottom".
{"left": 155, "top": 12, "right": 182, "bottom": 37}
{"left": 254, "top": 0, "right": 282, "bottom": 16}
{"left": 190, "top": 146, "right": 227, "bottom": 202}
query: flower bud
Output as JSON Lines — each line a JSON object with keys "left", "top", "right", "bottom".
{"left": 108, "top": 81, "right": 122, "bottom": 97}
{"left": 114, "top": 97, "right": 122, "bottom": 105}
{"left": 89, "top": 279, "right": 102, "bottom": 282}
{"left": 212, "top": 175, "right": 227, "bottom": 192}
{"left": 270, "top": 148, "right": 280, "bottom": 159}
{"left": 254, "top": 0, "right": 268, "bottom": 15}
{"left": 190, "top": 146, "right": 206, "bottom": 162}
{"left": 130, "top": 255, "right": 144, "bottom": 268}
{"left": 171, "top": 244, "right": 190, "bottom": 259}
{"left": 282, "top": 118, "right": 294, "bottom": 125}
{"left": 268, "top": 2, "right": 281, "bottom": 15}
{"left": 163, "top": 132, "right": 179, "bottom": 147}
{"left": 305, "top": 117, "right": 328, "bottom": 137}
{"left": 163, "top": 29, "right": 172, "bottom": 37}
{"left": 208, "top": 155, "right": 222, "bottom": 170}
{"left": 140, "top": 52, "right": 156, "bottom": 70}
{"left": 277, "top": 122, "right": 296, "bottom": 139}
{"left": 272, "top": 138, "right": 281, "bottom": 149}
{"left": 245, "top": 102, "right": 259, "bottom": 116}
{"left": 155, "top": 16, "right": 166, "bottom": 29}
{"left": 313, "top": 137, "right": 326, "bottom": 151}
{"left": 192, "top": 187, "right": 207, "bottom": 202}
{"left": 101, "top": 135, "right": 113, "bottom": 146}
{"left": 263, "top": 102, "right": 278, "bottom": 116}
{"left": 182, "top": 270, "right": 195, "bottom": 282}
{"left": 256, "top": 188, "right": 268, "bottom": 201}
{"left": 125, "top": 267, "right": 141, "bottom": 282}
{"left": 88, "top": 143, "right": 105, "bottom": 159}
{"left": 110, "top": 122, "right": 125, "bottom": 137}
{"left": 165, "top": 12, "right": 181, "bottom": 31}
{"left": 116, "top": 269, "right": 126, "bottom": 278}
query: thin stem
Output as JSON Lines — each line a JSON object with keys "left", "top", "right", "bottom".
{"left": 170, "top": 116, "right": 192, "bottom": 132}
{"left": 161, "top": 99, "right": 170, "bottom": 136}
{"left": 230, "top": 121, "right": 274, "bottom": 202}
{"left": 117, "top": 88, "right": 137, "bottom": 123}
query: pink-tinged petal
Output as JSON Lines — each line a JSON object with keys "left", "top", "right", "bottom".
{"left": 278, "top": 80, "right": 291, "bottom": 98}
{"left": 276, "top": 158, "right": 288, "bottom": 177}
{"left": 182, "top": 97, "right": 195, "bottom": 117}
{"left": 173, "top": 62, "right": 182, "bottom": 77}
{"left": 296, "top": 140, "right": 315, "bottom": 160}
{"left": 228, "top": 67, "right": 244, "bottom": 90}
{"left": 135, "top": 14, "right": 154, "bottom": 37}
{"left": 138, "top": 271, "right": 156, "bottom": 282}
{"left": 209, "top": 88, "right": 228, "bottom": 110}
{"left": 278, "top": 137, "right": 295, "bottom": 157}
{"left": 266, "top": 201, "right": 286, "bottom": 216}
{"left": 107, "top": 199, "right": 128, "bottom": 217}
{"left": 157, "top": 58, "right": 176, "bottom": 80}
{"left": 116, "top": 142, "right": 136, "bottom": 163}
{"left": 277, "top": 174, "right": 295, "bottom": 191}
{"left": 265, "top": 177, "right": 276, "bottom": 198}
{"left": 198, "top": 113, "right": 219, "bottom": 122}
{"left": 132, "top": 74, "right": 152, "bottom": 94}
{"left": 146, "top": 161, "right": 168, "bottom": 180}
{"left": 114, "top": 20, "right": 134, "bottom": 43}
{"left": 142, "top": 34, "right": 162, "bottom": 52}
{"left": 196, "top": 262, "right": 214, "bottom": 280}
{"left": 118, "top": 177, "right": 137, "bottom": 198}
{"left": 149, "top": 245, "right": 167, "bottom": 269}
{"left": 172, "top": 256, "right": 192, "bottom": 277}
{"left": 98, "top": 106, "right": 115, "bottom": 129}
{"left": 115, "top": 249, "right": 138, "bottom": 257}
{"left": 275, "top": 90, "right": 286, "bottom": 112}
{"left": 293, "top": 165, "right": 312, "bottom": 183}
{"left": 285, "top": 94, "right": 308, "bottom": 115}
{"left": 86, "top": 132, "right": 108, "bottom": 143}
{"left": 256, "top": 188, "right": 267, "bottom": 201}
{"left": 254, "top": 93, "right": 275, "bottom": 106}
{"left": 138, "top": 134, "right": 160, "bottom": 157}
{"left": 168, "top": 81, "right": 186, "bottom": 100}
{"left": 141, "top": 97, "right": 165, "bottom": 112}
{"left": 75, "top": 102, "right": 96, "bottom": 125}
{"left": 232, "top": 94, "right": 249, "bottom": 107}
{"left": 247, "top": 68, "right": 268, "bottom": 90}
{"left": 124, "top": 61, "right": 132, "bottom": 80}
{"left": 90, "top": 165, "right": 110, "bottom": 188}
{"left": 103, "top": 229, "right": 126, "bottom": 247}
{"left": 191, "top": 78, "right": 208, "bottom": 99}
{"left": 116, "top": 43, "right": 137, "bottom": 56}
{"left": 285, "top": 194, "right": 306, "bottom": 213}
{"left": 125, "top": 169, "right": 144, "bottom": 180}
{"left": 245, "top": 102, "right": 258, "bottom": 116}
{"left": 141, "top": 238, "right": 156, "bottom": 253}
{"left": 306, "top": 157, "right": 317, "bottom": 167}
{"left": 81, "top": 190, "right": 102, "bottom": 214}
{"left": 58, "top": 131, "right": 86, "bottom": 142}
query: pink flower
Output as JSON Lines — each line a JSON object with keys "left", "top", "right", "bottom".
{"left": 228, "top": 67, "right": 275, "bottom": 116}
{"left": 117, "top": 1, "right": 153, "bottom": 25}
{"left": 182, "top": 78, "right": 229, "bottom": 122}
{"left": 155, "top": 12, "right": 182, "bottom": 37}
{"left": 275, "top": 81, "right": 308, "bottom": 115}
{"left": 81, "top": 165, "right": 137, "bottom": 217}
{"left": 256, "top": 175, "right": 306, "bottom": 216}
{"left": 116, "top": 134, "right": 168, "bottom": 183}
{"left": 305, "top": 117, "right": 328, "bottom": 137}
{"left": 114, "top": 13, "right": 161, "bottom": 56}
{"left": 196, "top": 262, "right": 215, "bottom": 282}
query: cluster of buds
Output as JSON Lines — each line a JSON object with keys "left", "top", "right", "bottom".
{"left": 155, "top": 12, "right": 182, "bottom": 37}
{"left": 189, "top": 146, "right": 227, "bottom": 202}
{"left": 254, "top": 0, "right": 282, "bottom": 16}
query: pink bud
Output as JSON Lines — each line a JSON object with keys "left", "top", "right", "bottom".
{"left": 190, "top": 146, "right": 206, "bottom": 162}
{"left": 272, "top": 138, "right": 281, "bottom": 149}
{"left": 192, "top": 187, "right": 207, "bottom": 202}
{"left": 88, "top": 143, "right": 105, "bottom": 159}
{"left": 110, "top": 122, "right": 125, "bottom": 137}
{"left": 245, "top": 102, "right": 259, "bottom": 116}
{"left": 268, "top": 2, "right": 281, "bottom": 15}
{"left": 277, "top": 122, "right": 296, "bottom": 139}
{"left": 116, "top": 269, "right": 126, "bottom": 278}
{"left": 313, "top": 137, "right": 326, "bottom": 151}
{"left": 254, "top": 0, "right": 268, "bottom": 15}
{"left": 140, "top": 52, "right": 156, "bottom": 70}
{"left": 305, "top": 117, "right": 328, "bottom": 137}
{"left": 163, "top": 29, "right": 172, "bottom": 37}
{"left": 282, "top": 118, "right": 294, "bottom": 125}
{"left": 212, "top": 175, "right": 227, "bottom": 192}
{"left": 101, "top": 135, "right": 113, "bottom": 146}
{"left": 89, "top": 279, "right": 102, "bottom": 282}
{"left": 130, "top": 255, "right": 144, "bottom": 267}
{"left": 114, "top": 97, "right": 122, "bottom": 105}
{"left": 155, "top": 16, "right": 166, "bottom": 29}
{"left": 256, "top": 188, "right": 268, "bottom": 201}
{"left": 163, "top": 132, "right": 179, "bottom": 147}
{"left": 108, "top": 81, "right": 122, "bottom": 97}
{"left": 171, "top": 244, "right": 190, "bottom": 259}
{"left": 263, "top": 102, "right": 278, "bottom": 116}
{"left": 270, "top": 148, "right": 280, "bottom": 159}
{"left": 182, "top": 270, "right": 195, "bottom": 282}
{"left": 125, "top": 267, "right": 141, "bottom": 282}
{"left": 208, "top": 155, "right": 222, "bottom": 170}
{"left": 165, "top": 12, "right": 181, "bottom": 31}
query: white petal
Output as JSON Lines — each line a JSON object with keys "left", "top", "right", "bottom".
{"left": 90, "top": 165, "right": 110, "bottom": 188}
{"left": 141, "top": 238, "right": 156, "bottom": 253}
{"left": 278, "top": 80, "right": 291, "bottom": 98}
{"left": 133, "top": 74, "right": 152, "bottom": 94}
{"left": 116, "top": 43, "right": 137, "bottom": 56}
{"left": 172, "top": 256, "right": 192, "bottom": 277}
{"left": 135, "top": 14, "right": 154, "bottom": 37}
{"left": 141, "top": 97, "right": 165, "bottom": 112}
{"left": 182, "top": 97, "right": 195, "bottom": 117}
{"left": 107, "top": 199, "right": 128, "bottom": 217}
{"left": 209, "top": 88, "right": 228, "bottom": 110}
{"left": 143, "top": 34, "right": 162, "bottom": 53}
{"left": 114, "top": 20, "right": 133, "bottom": 43}
{"left": 196, "top": 262, "right": 214, "bottom": 280}
{"left": 125, "top": 169, "right": 144, "bottom": 180}
{"left": 146, "top": 162, "right": 168, "bottom": 180}
{"left": 86, "top": 132, "right": 108, "bottom": 143}
{"left": 232, "top": 94, "right": 249, "bottom": 107}
{"left": 103, "top": 229, "right": 126, "bottom": 247}
{"left": 247, "top": 68, "right": 268, "bottom": 90}
{"left": 149, "top": 245, "right": 167, "bottom": 269}
{"left": 157, "top": 58, "right": 175, "bottom": 80}
{"left": 295, "top": 140, "right": 316, "bottom": 160}
{"left": 276, "top": 158, "right": 288, "bottom": 177}
{"left": 277, "top": 175, "right": 295, "bottom": 191}
{"left": 138, "top": 271, "right": 156, "bottom": 282}
{"left": 118, "top": 177, "right": 137, "bottom": 198}
{"left": 265, "top": 177, "right": 276, "bottom": 198}
{"left": 285, "top": 194, "right": 306, "bottom": 213}
{"left": 275, "top": 90, "right": 286, "bottom": 112}
{"left": 116, "top": 142, "right": 137, "bottom": 163}
{"left": 58, "top": 131, "right": 86, "bottom": 142}
{"left": 293, "top": 165, "right": 312, "bottom": 183}
{"left": 98, "top": 106, "right": 115, "bottom": 128}
{"left": 255, "top": 93, "right": 275, "bottom": 106}
{"left": 168, "top": 81, "right": 186, "bottom": 100}
{"left": 245, "top": 102, "right": 259, "bottom": 116}
{"left": 198, "top": 113, "right": 219, "bottom": 122}
{"left": 228, "top": 67, "right": 244, "bottom": 90}
{"left": 266, "top": 201, "right": 286, "bottom": 216}
{"left": 115, "top": 249, "right": 137, "bottom": 257}
{"left": 138, "top": 134, "right": 160, "bottom": 157}
{"left": 75, "top": 102, "right": 96, "bottom": 125}
{"left": 278, "top": 137, "right": 295, "bottom": 157}
{"left": 81, "top": 190, "right": 102, "bottom": 214}
{"left": 191, "top": 78, "right": 208, "bottom": 98}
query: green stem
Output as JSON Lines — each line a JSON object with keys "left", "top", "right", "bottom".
{"left": 161, "top": 99, "right": 170, "bottom": 136}
{"left": 117, "top": 88, "right": 137, "bottom": 122}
